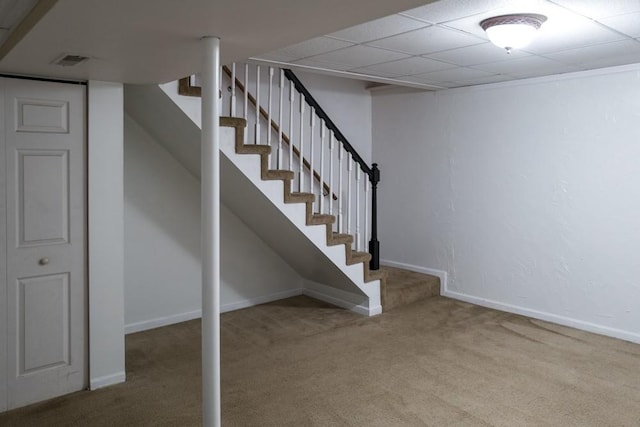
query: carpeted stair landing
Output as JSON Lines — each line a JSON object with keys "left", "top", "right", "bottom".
{"left": 381, "top": 265, "right": 440, "bottom": 311}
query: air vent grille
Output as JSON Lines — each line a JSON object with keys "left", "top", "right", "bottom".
{"left": 53, "top": 54, "right": 89, "bottom": 67}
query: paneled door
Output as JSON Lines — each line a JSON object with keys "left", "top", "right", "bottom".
{"left": 1, "top": 77, "right": 86, "bottom": 410}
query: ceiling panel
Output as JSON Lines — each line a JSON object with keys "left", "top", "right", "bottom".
{"left": 598, "top": 12, "right": 640, "bottom": 38}
{"left": 524, "top": 11, "right": 627, "bottom": 54}
{"left": 327, "top": 14, "right": 428, "bottom": 43}
{"left": 275, "top": 37, "right": 354, "bottom": 59}
{"left": 544, "top": 39, "right": 640, "bottom": 67}
{"left": 412, "top": 66, "right": 495, "bottom": 82}
{"left": 368, "top": 25, "right": 484, "bottom": 55}
{"left": 306, "top": 45, "right": 411, "bottom": 68}
{"left": 452, "top": 73, "right": 516, "bottom": 85}
{"left": 400, "top": 0, "right": 512, "bottom": 23}
{"left": 253, "top": 0, "right": 640, "bottom": 91}
{"left": 353, "top": 56, "right": 454, "bottom": 77}
{"left": 426, "top": 42, "right": 531, "bottom": 66}
{"left": 549, "top": 0, "right": 640, "bottom": 19}
{"left": 292, "top": 57, "right": 353, "bottom": 71}
{"left": 474, "top": 55, "right": 579, "bottom": 78}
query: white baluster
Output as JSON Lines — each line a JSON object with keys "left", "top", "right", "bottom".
{"left": 364, "top": 178, "right": 369, "bottom": 252}
{"left": 319, "top": 121, "right": 325, "bottom": 214}
{"left": 230, "top": 62, "right": 236, "bottom": 117}
{"left": 337, "top": 146, "right": 343, "bottom": 234}
{"left": 255, "top": 65, "right": 260, "bottom": 144}
{"left": 309, "top": 109, "right": 315, "bottom": 196}
{"left": 329, "top": 132, "right": 334, "bottom": 219}
{"left": 347, "top": 154, "right": 353, "bottom": 237}
{"left": 277, "top": 69, "right": 283, "bottom": 169}
{"left": 298, "top": 98, "right": 305, "bottom": 192}
{"left": 356, "top": 167, "right": 361, "bottom": 251}
{"left": 243, "top": 64, "right": 248, "bottom": 121}
{"left": 289, "top": 80, "right": 294, "bottom": 172}
{"left": 267, "top": 67, "right": 274, "bottom": 165}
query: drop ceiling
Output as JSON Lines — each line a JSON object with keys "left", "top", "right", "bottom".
{"left": 254, "top": 0, "right": 640, "bottom": 90}
{"left": 0, "top": 0, "right": 433, "bottom": 84}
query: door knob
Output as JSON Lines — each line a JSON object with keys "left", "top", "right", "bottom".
{"left": 39, "top": 258, "right": 49, "bottom": 266}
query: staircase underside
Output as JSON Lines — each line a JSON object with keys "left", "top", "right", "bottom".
{"left": 127, "top": 82, "right": 441, "bottom": 315}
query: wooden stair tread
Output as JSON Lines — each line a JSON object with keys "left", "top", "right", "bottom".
{"left": 286, "top": 192, "right": 315, "bottom": 204}
{"left": 380, "top": 266, "right": 440, "bottom": 312}
{"left": 308, "top": 214, "right": 335, "bottom": 225}
{"left": 264, "top": 170, "right": 294, "bottom": 180}
{"left": 328, "top": 233, "right": 353, "bottom": 246}
{"left": 347, "top": 251, "right": 371, "bottom": 265}
{"left": 237, "top": 144, "right": 270, "bottom": 155}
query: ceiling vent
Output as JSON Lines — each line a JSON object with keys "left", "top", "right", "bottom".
{"left": 52, "top": 54, "right": 89, "bottom": 67}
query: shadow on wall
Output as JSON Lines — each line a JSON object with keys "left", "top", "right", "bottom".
{"left": 123, "top": 113, "right": 304, "bottom": 322}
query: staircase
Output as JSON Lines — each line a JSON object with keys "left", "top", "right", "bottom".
{"left": 146, "top": 63, "right": 440, "bottom": 313}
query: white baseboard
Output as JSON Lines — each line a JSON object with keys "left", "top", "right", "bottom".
{"left": 90, "top": 371, "right": 126, "bottom": 390}
{"left": 443, "top": 289, "right": 640, "bottom": 345}
{"left": 303, "top": 280, "right": 381, "bottom": 316}
{"left": 124, "top": 288, "right": 304, "bottom": 334}
{"left": 125, "top": 309, "right": 203, "bottom": 334}
{"left": 220, "top": 288, "right": 303, "bottom": 313}
{"left": 380, "top": 259, "right": 448, "bottom": 293}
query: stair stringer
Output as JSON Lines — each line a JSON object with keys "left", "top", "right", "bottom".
{"left": 157, "top": 81, "right": 382, "bottom": 315}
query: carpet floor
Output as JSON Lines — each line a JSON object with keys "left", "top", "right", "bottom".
{"left": 1, "top": 295, "right": 639, "bottom": 426}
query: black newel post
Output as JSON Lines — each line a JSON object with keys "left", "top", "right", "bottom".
{"left": 368, "top": 163, "right": 380, "bottom": 270}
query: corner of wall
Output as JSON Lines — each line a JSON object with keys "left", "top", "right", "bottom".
{"left": 88, "top": 80, "right": 126, "bottom": 388}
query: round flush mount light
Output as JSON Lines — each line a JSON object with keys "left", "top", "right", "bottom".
{"left": 480, "top": 14, "right": 547, "bottom": 53}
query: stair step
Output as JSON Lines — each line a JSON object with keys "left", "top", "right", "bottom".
{"left": 264, "top": 170, "right": 294, "bottom": 181}
{"left": 328, "top": 233, "right": 353, "bottom": 246}
{"left": 308, "top": 214, "right": 335, "bottom": 226}
{"left": 237, "top": 144, "right": 270, "bottom": 155}
{"left": 286, "top": 192, "right": 315, "bottom": 204}
{"left": 381, "top": 266, "right": 440, "bottom": 312}
{"left": 347, "top": 251, "right": 371, "bottom": 265}
{"left": 365, "top": 268, "right": 387, "bottom": 282}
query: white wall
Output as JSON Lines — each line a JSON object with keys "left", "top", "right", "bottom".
{"left": 87, "top": 81, "right": 126, "bottom": 389}
{"left": 123, "top": 114, "right": 304, "bottom": 333}
{"left": 373, "top": 65, "right": 640, "bottom": 343}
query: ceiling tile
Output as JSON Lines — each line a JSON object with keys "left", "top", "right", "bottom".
{"left": 474, "top": 55, "right": 580, "bottom": 78}
{"left": 401, "top": 74, "right": 454, "bottom": 86}
{"left": 549, "top": 0, "right": 640, "bottom": 19}
{"left": 452, "top": 73, "right": 517, "bottom": 85}
{"left": 327, "top": 14, "right": 429, "bottom": 43}
{"left": 412, "top": 66, "right": 496, "bottom": 82}
{"left": 255, "top": 51, "right": 300, "bottom": 63}
{"left": 426, "top": 42, "right": 531, "bottom": 66}
{"left": 306, "top": 45, "right": 410, "bottom": 68}
{"left": 352, "top": 56, "right": 454, "bottom": 77}
{"left": 573, "top": 50, "right": 640, "bottom": 70}
{"left": 368, "top": 25, "right": 484, "bottom": 55}
{"left": 524, "top": 11, "right": 628, "bottom": 54}
{"left": 544, "top": 39, "right": 640, "bottom": 68}
{"left": 599, "top": 12, "right": 640, "bottom": 38}
{"left": 290, "top": 58, "right": 353, "bottom": 71}
{"left": 399, "top": 0, "right": 512, "bottom": 24}
{"left": 273, "top": 37, "right": 354, "bottom": 60}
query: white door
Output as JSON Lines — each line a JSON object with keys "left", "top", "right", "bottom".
{"left": 1, "top": 77, "right": 86, "bottom": 410}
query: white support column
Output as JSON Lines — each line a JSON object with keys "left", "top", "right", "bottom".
{"left": 201, "top": 36, "right": 221, "bottom": 427}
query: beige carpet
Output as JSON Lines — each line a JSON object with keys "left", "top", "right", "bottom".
{"left": 1, "top": 295, "right": 640, "bottom": 426}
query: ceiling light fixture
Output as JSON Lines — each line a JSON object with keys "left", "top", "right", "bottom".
{"left": 480, "top": 14, "right": 547, "bottom": 53}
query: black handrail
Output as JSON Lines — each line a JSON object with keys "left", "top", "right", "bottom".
{"left": 283, "top": 69, "right": 380, "bottom": 270}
